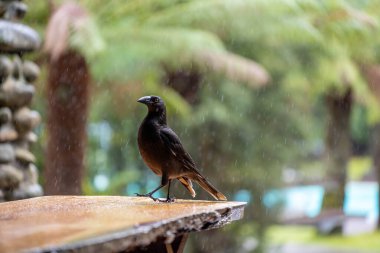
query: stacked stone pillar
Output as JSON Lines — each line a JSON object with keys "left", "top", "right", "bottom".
{"left": 0, "top": 0, "right": 42, "bottom": 201}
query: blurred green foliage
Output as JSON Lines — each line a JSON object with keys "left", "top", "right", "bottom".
{"left": 348, "top": 156, "right": 371, "bottom": 180}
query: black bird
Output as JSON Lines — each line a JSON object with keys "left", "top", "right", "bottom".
{"left": 136, "top": 95, "right": 227, "bottom": 202}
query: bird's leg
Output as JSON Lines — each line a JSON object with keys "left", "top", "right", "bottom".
{"left": 135, "top": 175, "right": 169, "bottom": 202}
{"left": 156, "top": 176, "right": 175, "bottom": 203}
{"left": 167, "top": 180, "right": 172, "bottom": 200}
{"left": 135, "top": 184, "right": 165, "bottom": 201}
{"left": 157, "top": 179, "right": 175, "bottom": 203}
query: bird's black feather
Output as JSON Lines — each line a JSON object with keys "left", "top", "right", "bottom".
{"left": 137, "top": 95, "right": 227, "bottom": 202}
{"left": 159, "top": 127, "right": 200, "bottom": 174}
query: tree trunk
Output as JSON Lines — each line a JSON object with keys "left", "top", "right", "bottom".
{"left": 323, "top": 88, "right": 352, "bottom": 209}
{"left": 372, "top": 124, "right": 380, "bottom": 229}
{"left": 359, "top": 64, "right": 380, "bottom": 229}
{"left": 44, "top": 50, "right": 89, "bottom": 195}
{"left": 165, "top": 69, "right": 201, "bottom": 104}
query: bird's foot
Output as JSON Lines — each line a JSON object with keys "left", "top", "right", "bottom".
{"left": 135, "top": 193, "right": 175, "bottom": 203}
{"left": 157, "top": 197, "right": 175, "bottom": 203}
{"left": 135, "top": 193, "right": 158, "bottom": 202}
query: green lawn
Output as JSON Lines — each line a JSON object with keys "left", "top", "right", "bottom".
{"left": 267, "top": 225, "right": 380, "bottom": 251}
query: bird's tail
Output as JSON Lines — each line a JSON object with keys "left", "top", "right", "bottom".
{"left": 178, "top": 177, "right": 196, "bottom": 198}
{"left": 193, "top": 175, "right": 227, "bottom": 201}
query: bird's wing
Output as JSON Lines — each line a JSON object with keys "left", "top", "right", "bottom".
{"left": 159, "top": 127, "right": 199, "bottom": 173}
{"left": 160, "top": 127, "right": 227, "bottom": 201}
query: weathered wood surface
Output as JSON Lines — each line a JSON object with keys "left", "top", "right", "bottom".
{"left": 0, "top": 196, "right": 246, "bottom": 253}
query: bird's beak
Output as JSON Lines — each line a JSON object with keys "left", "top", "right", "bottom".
{"left": 137, "top": 96, "right": 151, "bottom": 104}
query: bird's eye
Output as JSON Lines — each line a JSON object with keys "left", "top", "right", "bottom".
{"left": 152, "top": 97, "right": 159, "bottom": 103}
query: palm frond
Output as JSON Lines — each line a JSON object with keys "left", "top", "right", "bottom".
{"left": 92, "top": 25, "right": 270, "bottom": 87}
{"left": 196, "top": 50, "right": 269, "bottom": 87}
{"left": 44, "top": 2, "right": 104, "bottom": 60}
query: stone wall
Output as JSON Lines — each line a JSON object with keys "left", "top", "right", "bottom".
{"left": 0, "top": 0, "right": 42, "bottom": 201}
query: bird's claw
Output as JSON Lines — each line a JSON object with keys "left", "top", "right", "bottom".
{"left": 157, "top": 197, "right": 175, "bottom": 203}
{"left": 135, "top": 193, "right": 175, "bottom": 203}
{"left": 135, "top": 193, "right": 158, "bottom": 202}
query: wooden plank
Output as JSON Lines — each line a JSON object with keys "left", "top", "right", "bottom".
{"left": 0, "top": 196, "right": 246, "bottom": 253}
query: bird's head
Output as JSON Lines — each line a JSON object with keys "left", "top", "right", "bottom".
{"left": 137, "top": 95, "right": 165, "bottom": 113}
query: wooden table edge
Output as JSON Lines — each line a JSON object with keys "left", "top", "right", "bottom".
{"left": 24, "top": 200, "right": 247, "bottom": 253}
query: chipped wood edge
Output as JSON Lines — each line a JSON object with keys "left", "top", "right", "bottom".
{"left": 27, "top": 202, "right": 246, "bottom": 253}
